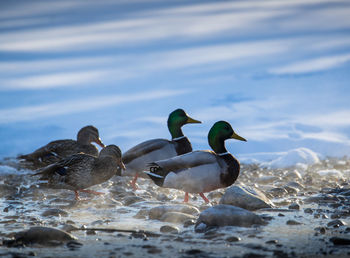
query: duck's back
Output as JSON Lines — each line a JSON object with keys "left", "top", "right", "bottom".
{"left": 21, "top": 139, "right": 98, "bottom": 166}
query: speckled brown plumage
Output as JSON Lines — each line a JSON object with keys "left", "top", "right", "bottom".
{"left": 33, "top": 145, "right": 125, "bottom": 200}
{"left": 19, "top": 125, "right": 105, "bottom": 168}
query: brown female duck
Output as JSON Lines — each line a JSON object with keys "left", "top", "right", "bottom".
{"left": 19, "top": 125, "right": 105, "bottom": 167}
{"left": 33, "top": 145, "right": 125, "bottom": 200}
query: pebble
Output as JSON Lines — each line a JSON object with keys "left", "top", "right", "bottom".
{"left": 284, "top": 186, "right": 299, "bottom": 194}
{"left": 304, "top": 208, "right": 313, "bottom": 214}
{"left": 330, "top": 237, "right": 350, "bottom": 245}
{"left": 220, "top": 186, "right": 273, "bottom": 211}
{"left": 183, "top": 219, "right": 196, "bottom": 228}
{"left": 41, "top": 208, "right": 68, "bottom": 217}
{"left": 160, "top": 225, "right": 179, "bottom": 234}
{"left": 60, "top": 224, "right": 78, "bottom": 233}
{"left": 327, "top": 219, "right": 346, "bottom": 228}
{"left": 133, "top": 209, "right": 149, "bottom": 219}
{"left": 194, "top": 223, "right": 207, "bottom": 233}
{"left": 86, "top": 229, "right": 97, "bottom": 235}
{"left": 13, "top": 227, "right": 77, "bottom": 245}
{"left": 122, "top": 196, "right": 144, "bottom": 206}
{"left": 149, "top": 205, "right": 199, "bottom": 220}
{"left": 160, "top": 212, "right": 195, "bottom": 224}
{"left": 288, "top": 203, "right": 300, "bottom": 210}
{"left": 285, "top": 170, "right": 302, "bottom": 180}
{"left": 267, "top": 187, "right": 288, "bottom": 198}
{"left": 226, "top": 236, "right": 241, "bottom": 242}
{"left": 286, "top": 220, "right": 302, "bottom": 225}
{"left": 265, "top": 240, "right": 278, "bottom": 244}
{"left": 196, "top": 204, "right": 265, "bottom": 228}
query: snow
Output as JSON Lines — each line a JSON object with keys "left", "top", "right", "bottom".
{"left": 240, "top": 148, "right": 320, "bottom": 168}
{"left": 317, "top": 169, "right": 343, "bottom": 178}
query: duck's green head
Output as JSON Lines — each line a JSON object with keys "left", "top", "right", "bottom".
{"left": 167, "top": 109, "right": 201, "bottom": 139}
{"left": 208, "top": 121, "right": 246, "bottom": 153}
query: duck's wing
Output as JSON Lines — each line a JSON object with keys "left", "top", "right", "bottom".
{"left": 146, "top": 150, "right": 224, "bottom": 192}
{"left": 123, "top": 139, "right": 174, "bottom": 163}
{"left": 33, "top": 154, "right": 95, "bottom": 189}
{"left": 122, "top": 139, "right": 177, "bottom": 176}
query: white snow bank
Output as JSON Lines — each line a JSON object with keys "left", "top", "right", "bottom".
{"left": 317, "top": 169, "right": 343, "bottom": 178}
{"left": 239, "top": 148, "right": 320, "bottom": 168}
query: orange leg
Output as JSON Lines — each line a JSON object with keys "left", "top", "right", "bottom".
{"left": 199, "top": 193, "right": 209, "bottom": 203}
{"left": 79, "top": 189, "right": 104, "bottom": 195}
{"left": 74, "top": 190, "right": 80, "bottom": 201}
{"left": 184, "top": 192, "right": 189, "bottom": 202}
{"left": 130, "top": 174, "right": 138, "bottom": 191}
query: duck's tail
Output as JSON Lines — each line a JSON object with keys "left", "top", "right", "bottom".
{"left": 144, "top": 163, "right": 165, "bottom": 187}
{"left": 31, "top": 163, "right": 58, "bottom": 179}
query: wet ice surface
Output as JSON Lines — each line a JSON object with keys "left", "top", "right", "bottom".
{"left": 1, "top": 157, "right": 350, "bottom": 257}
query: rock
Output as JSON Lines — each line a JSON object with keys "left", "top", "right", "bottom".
{"left": 284, "top": 186, "right": 298, "bottom": 195}
{"left": 194, "top": 223, "right": 207, "bottom": 233}
{"left": 149, "top": 205, "right": 199, "bottom": 220}
{"left": 266, "top": 240, "right": 278, "bottom": 244}
{"left": 14, "top": 227, "right": 77, "bottom": 245}
{"left": 41, "top": 209, "right": 68, "bottom": 217}
{"left": 267, "top": 187, "right": 288, "bottom": 198}
{"left": 220, "top": 186, "right": 273, "bottom": 211}
{"left": 60, "top": 224, "right": 78, "bottom": 233}
{"left": 122, "top": 196, "right": 145, "bottom": 206}
{"left": 285, "top": 170, "right": 302, "bottom": 180}
{"left": 286, "top": 220, "right": 302, "bottom": 225}
{"left": 330, "top": 237, "right": 350, "bottom": 245}
{"left": 304, "top": 208, "right": 313, "bottom": 214}
{"left": 256, "top": 176, "right": 279, "bottom": 184}
{"left": 183, "top": 219, "right": 196, "bottom": 228}
{"left": 160, "top": 225, "right": 179, "bottom": 234}
{"left": 207, "top": 191, "right": 224, "bottom": 199}
{"left": 133, "top": 209, "right": 149, "bottom": 219}
{"left": 226, "top": 236, "right": 240, "bottom": 242}
{"left": 315, "top": 227, "right": 326, "bottom": 234}
{"left": 160, "top": 212, "right": 195, "bottom": 224}
{"left": 285, "top": 181, "right": 304, "bottom": 190}
{"left": 196, "top": 205, "right": 265, "bottom": 228}
{"left": 327, "top": 219, "right": 346, "bottom": 228}
{"left": 304, "top": 195, "right": 339, "bottom": 204}
{"left": 288, "top": 203, "right": 300, "bottom": 210}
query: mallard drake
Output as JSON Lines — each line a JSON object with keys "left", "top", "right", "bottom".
{"left": 33, "top": 145, "right": 125, "bottom": 200}
{"left": 19, "top": 125, "right": 105, "bottom": 167}
{"left": 122, "top": 109, "right": 201, "bottom": 190}
{"left": 145, "top": 121, "right": 246, "bottom": 203}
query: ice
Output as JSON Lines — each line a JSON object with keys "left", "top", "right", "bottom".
{"left": 317, "top": 169, "right": 343, "bottom": 178}
{"left": 239, "top": 148, "right": 320, "bottom": 168}
{"left": 261, "top": 148, "right": 320, "bottom": 168}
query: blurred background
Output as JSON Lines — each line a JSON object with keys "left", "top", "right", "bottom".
{"left": 1, "top": 0, "right": 350, "bottom": 163}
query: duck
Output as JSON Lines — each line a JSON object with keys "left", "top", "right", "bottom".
{"left": 121, "top": 109, "right": 201, "bottom": 190}
{"left": 19, "top": 125, "right": 105, "bottom": 167}
{"left": 33, "top": 145, "right": 125, "bottom": 200}
{"left": 144, "top": 121, "right": 246, "bottom": 203}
